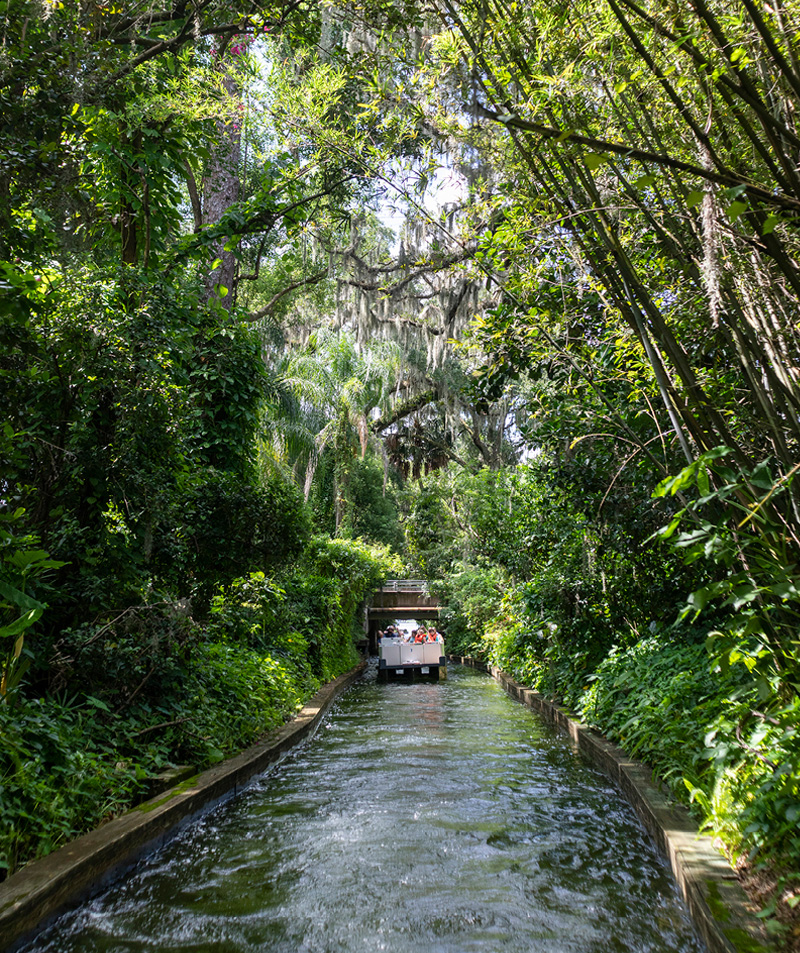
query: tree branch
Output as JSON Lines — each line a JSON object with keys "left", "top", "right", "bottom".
{"left": 238, "top": 235, "right": 269, "bottom": 281}
{"left": 247, "top": 269, "right": 327, "bottom": 321}
{"left": 129, "top": 717, "right": 191, "bottom": 739}
{"left": 183, "top": 159, "right": 203, "bottom": 232}
{"left": 372, "top": 390, "right": 438, "bottom": 433}
{"left": 339, "top": 247, "right": 477, "bottom": 297}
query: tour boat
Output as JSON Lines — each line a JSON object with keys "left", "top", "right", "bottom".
{"left": 377, "top": 638, "right": 447, "bottom": 682}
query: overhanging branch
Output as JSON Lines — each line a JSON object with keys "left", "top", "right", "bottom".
{"left": 247, "top": 270, "right": 328, "bottom": 321}
{"left": 372, "top": 390, "right": 439, "bottom": 433}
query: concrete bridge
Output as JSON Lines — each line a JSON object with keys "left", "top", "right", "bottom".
{"left": 364, "top": 579, "right": 440, "bottom": 654}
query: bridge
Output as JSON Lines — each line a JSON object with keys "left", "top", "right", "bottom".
{"left": 363, "top": 579, "right": 440, "bottom": 654}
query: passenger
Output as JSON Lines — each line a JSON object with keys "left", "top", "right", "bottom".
{"left": 414, "top": 627, "right": 426, "bottom": 643}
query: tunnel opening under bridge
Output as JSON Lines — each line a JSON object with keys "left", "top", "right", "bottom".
{"left": 364, "top": 579, "right": 441, "bottom": 655}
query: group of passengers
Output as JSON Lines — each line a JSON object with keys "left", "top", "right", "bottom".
{"left": 379, "top": 624, "right": 443, "bottom": 644}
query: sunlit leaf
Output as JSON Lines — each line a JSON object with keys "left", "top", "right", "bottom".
{"left": 727, "top": 200, "right": 748, "bottom": 221}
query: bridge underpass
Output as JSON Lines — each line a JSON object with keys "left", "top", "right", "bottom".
{"left": 364, "top": 579, "right": 440, "bottom": 654}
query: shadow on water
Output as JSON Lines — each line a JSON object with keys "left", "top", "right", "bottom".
{"left": 21, "top": 664, "right": 707, "bottom": 953}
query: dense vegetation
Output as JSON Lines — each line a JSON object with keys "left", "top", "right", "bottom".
{"left": 0, "top": 1, "right": 408, "bottom": 878}
{"left": 2, "top": 0, "right": 800, "bottom": 936}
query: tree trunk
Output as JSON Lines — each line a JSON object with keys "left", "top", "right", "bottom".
{"left": 203, "top": 71, "right": 241, "bottom": 308}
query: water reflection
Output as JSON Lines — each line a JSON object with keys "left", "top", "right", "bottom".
{"left": 21, "top": 664, "right": 706, "bottom": 953}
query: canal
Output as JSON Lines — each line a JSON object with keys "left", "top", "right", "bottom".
{"left": 22, "top": 664, "right": 706, "bottom": 953}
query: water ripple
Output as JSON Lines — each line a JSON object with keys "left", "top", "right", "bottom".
{"left": 23, "top": 665, "right": 706, "bottom": 953}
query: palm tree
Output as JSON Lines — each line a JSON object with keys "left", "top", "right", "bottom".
{"left": 261, "top": 327, "right": 402, "bottom": 535}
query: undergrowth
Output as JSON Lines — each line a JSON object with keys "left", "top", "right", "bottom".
{"left": 0, "top": 637, "right": 324, "bottom": 880}
{"left": 0, "top": 536, "right": 396, "bottom": 880}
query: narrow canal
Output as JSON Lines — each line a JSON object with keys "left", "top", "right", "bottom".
{"left": 24, "top": 664, "right": 706, "bottom": 953}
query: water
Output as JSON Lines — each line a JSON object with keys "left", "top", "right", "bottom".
{"left": 23, "top": 664, "right": 706, "bottom": 953}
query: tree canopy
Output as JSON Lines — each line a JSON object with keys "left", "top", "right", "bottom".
{"left": 3, "top": 0, "right": 800, "bottom": 926}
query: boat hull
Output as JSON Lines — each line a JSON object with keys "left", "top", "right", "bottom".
{"left": 377, "top": 641, "right": 447, "bottom": 682}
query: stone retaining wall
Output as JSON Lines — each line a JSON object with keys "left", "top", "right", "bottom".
{"left": 0, "top": 662, "right": 366, "bottom": 953}
{"left": 451, "top": 656, "right": 772, "bottom": 953}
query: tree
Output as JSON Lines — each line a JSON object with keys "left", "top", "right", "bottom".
{"left": 277, "top": 328, "right": 401, "bottom": 534}
{"left": 351, "top": 0, "right": 800, "bottom": 698}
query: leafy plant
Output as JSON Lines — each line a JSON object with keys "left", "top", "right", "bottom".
{"left": 654, "top": 447, "right": 800, "bottom": 701}
{"left": 0, "top": 507, "right": 65, "bottom": 703}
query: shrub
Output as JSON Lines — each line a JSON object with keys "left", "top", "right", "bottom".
{"left": 576, "top": 634, "right": 733, "bottom": 790}
{"left": 0, "top": 697, "right": 151, "bottom": 876}
{"left": 179, "top": 641, "right": 305, "bottom": 764}
{"left": 169, "top": 468, "right": 310, "bottom": 613}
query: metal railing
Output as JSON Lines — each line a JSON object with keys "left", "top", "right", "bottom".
{"left": 379, "top": 579, "right": 430, "bottom": 593}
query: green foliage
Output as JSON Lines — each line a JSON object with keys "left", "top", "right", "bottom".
{"left": 6, "top": 0, "right": 800, "bottom": 917}
{"left": 187, "top": 315, "right": 267, "bottom": 477}
{"left": 571, "top": 634, "right": 800, "bottom": 867}
{"left": 347, "top": 454, "right": 405, "bottom": 552}
{"left": 247, "top": 535, "right": 401, "bottom": 681}
{"left": 654, "top": 447, "right": 800, "bottom": 699}
{"left": 423, "top": 458, "right": 695, "bottom": 670}
{"left": 275, "top": 328, "right": 404, "bottom": 538}
{"left": 182, "top": 641, "right": 306, "bottom": 762}
{"left": 208, "top": 571, "right": 320, "bottom": 689}
{"left": 209, "top": 572, "right": 287, "bottom": 649}
{"left": 405, "top": 484, "right": 458, "bottom": 579}
{"left": 0, "top": 637, "right": 303, "bottom": 877}
{"left": 0, "top": 506, "right": 66, "bottom": 703}
{"left": 435, "top": 562, "right": 507, "bottom": 657}
{"left": 696, "top": 695, "right": 800, "bottom": 867}
{"left": 0, "top": 696, "right": 153, "bottom": 876}
{"left": 0, "top": 531, "right": 392, "bottom": 879}
{"left": 0, "top": 0, "right": 428, "bottom": 889}
{"left": 172, "top": 468, "right": 310, "bottom": 612}
{"left": 0, "top": 261, "right": 315, "bottom": 613}
{"left": 3, "top": 270, "right": 195, "bottom": 604}
{"left": 577, "top": 634, "right": 736, "bottom": 791}
{"left": 302, "top": 534, "right": 402, "bottom": 592}
{"left": 295, "top": 535, "right": 402, "bottom": 675}
{"left": 418, "top": 449, "right": 800, "bottom": 875}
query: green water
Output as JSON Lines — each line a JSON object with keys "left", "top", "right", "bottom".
{"left": 23, "top": 664, "right": 706, "bottom": 952}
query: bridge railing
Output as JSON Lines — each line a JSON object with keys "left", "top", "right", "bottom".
{"left": 379, "top": 579, "right": 430, "bottom": 593}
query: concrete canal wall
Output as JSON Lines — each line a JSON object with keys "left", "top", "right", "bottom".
{"left": 1, "top": 656, "right": 772, "bottom": 953}
{"left": 0, "top": 662, "right": 367, "bottom": 953}
{"left": 451, "top": 656, "right": 772, "bottom": 953}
